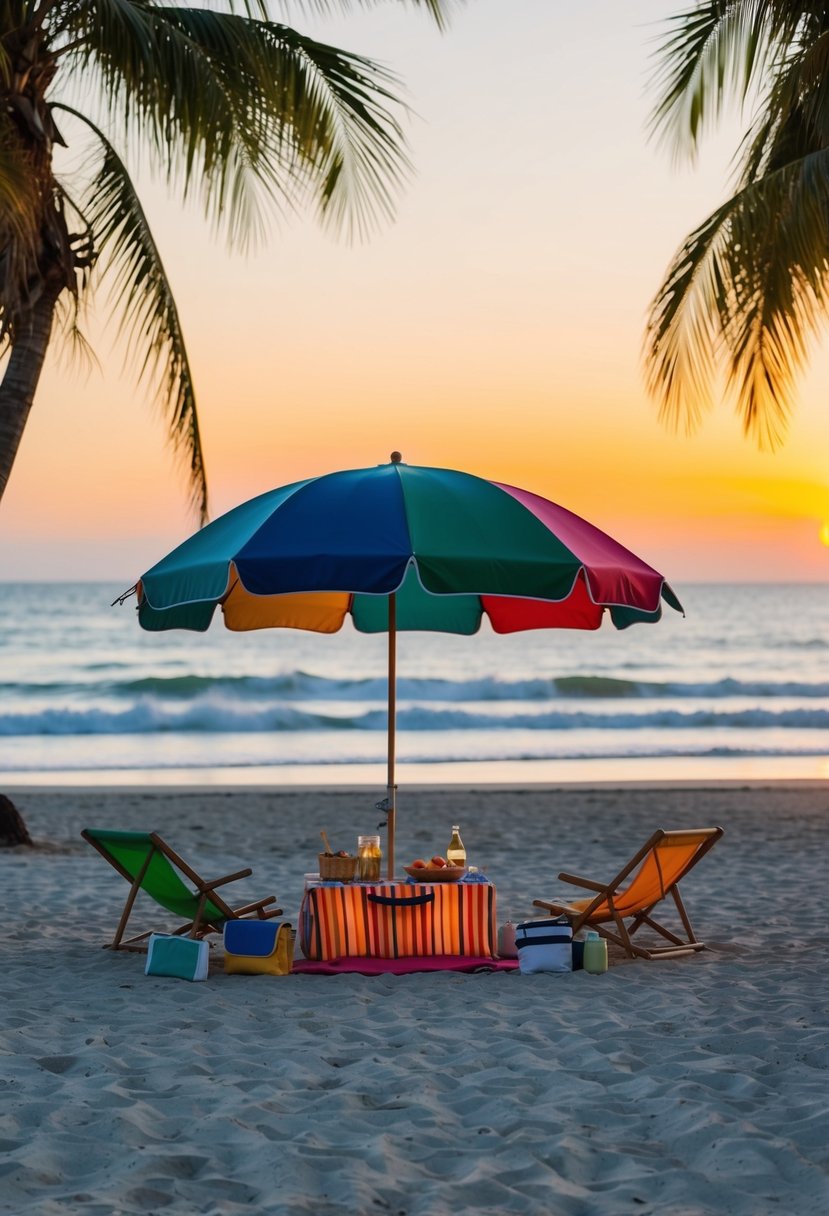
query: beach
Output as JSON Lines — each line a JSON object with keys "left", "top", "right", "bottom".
{"left": 1, "top": 781, "right": 827, "bottom": 1215}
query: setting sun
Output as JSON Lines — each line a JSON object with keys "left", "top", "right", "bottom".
{"left": 820, "top": 521, "right": 829, "bottom": 547}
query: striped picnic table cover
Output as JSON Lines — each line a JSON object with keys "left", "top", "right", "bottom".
{"left": 299, "top": 880, "right": 497, "bottom": 961}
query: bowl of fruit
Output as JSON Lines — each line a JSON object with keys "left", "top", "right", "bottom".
{"left": 403, "top": 856, "right": 466, "bottom": 882}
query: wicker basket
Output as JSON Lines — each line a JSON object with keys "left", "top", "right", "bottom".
{"left": 318, "top": 852, "right": 357, "bottom": 882}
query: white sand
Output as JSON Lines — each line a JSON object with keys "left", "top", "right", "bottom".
{"left": 1, "top": 783, "right": 827, "bottom": 1215}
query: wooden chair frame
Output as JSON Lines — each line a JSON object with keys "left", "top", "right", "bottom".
{"left": 82, "top": 829, "right": 282, "bottom": 951}
{"left": 533, "top": 827, "right": 724, "bottom": 961}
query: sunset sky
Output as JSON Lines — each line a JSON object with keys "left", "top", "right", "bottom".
{"left": 2, "top": 0, "right": 828, "bottom": 585}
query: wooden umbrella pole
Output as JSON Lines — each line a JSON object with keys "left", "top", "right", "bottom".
{"left": 386, "top": 591, "right": 397, "bottom": 879}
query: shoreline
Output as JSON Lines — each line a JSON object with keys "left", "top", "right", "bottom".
{"left": 2, "top": 750, "right": 828, "bottom": 790}
{"left": 4, "top": 775, "right": 829, "bottom": 794}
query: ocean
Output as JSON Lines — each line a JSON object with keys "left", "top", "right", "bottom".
{"left": 1, "top": 581, "right": 827, "bottom": 786}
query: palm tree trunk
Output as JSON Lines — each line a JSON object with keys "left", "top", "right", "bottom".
{"left": 0, "top": 282, "right": 61, "bottom": 504}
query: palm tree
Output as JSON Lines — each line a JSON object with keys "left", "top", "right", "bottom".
{"left": 0, "top": 0, "right": 455, "bottom": 521}
{"left": 645, "top": 2, "right": 829, "bottom": 447}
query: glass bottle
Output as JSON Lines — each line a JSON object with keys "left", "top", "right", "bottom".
{"left": 357, "top": 834, "right": 382, "bottom": 882}
{"left": 446, "top": 825, "right": 467, "bottom": 868}
{"left": 583, "top": 931, "right": 608, "bottom": 974}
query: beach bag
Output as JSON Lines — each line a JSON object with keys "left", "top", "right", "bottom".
{"left": 145, "top": 934, "right": 209, "bottom": 982}
{"left": 515, "top": 917, "right": 573, "bottom": 974}
{"left": 223, "top": 919, "right": 294, "bottom": 975}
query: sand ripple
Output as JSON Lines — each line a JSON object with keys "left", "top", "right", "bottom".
{"left": 1, "top": 784, "right": 828, "bottom": 1213}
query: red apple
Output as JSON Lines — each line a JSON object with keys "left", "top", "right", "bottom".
{"left": 411, "top": 859, "right": 427, "bottom": 869}
{"left": 430, "top": 855, "right": 447, "bottom": 868}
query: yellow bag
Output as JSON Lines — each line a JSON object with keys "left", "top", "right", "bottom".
{"left": 223, "top": 919, "right": 294, "bottom": 975}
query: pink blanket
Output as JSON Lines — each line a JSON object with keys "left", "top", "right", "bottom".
{"left": 292, "top": 954, "right": 519, "bottom": 976}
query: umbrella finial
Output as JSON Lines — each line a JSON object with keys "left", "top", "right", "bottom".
{"left": 390, "top": 451, "right": 403, "bottom": 464}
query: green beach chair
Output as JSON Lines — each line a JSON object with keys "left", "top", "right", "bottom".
{"left": 82, "top": 828, "right": 282, "bottom": 951}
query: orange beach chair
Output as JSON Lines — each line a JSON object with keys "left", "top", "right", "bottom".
{"left": 532, "top": 827, "right": 724, "bottom": 961}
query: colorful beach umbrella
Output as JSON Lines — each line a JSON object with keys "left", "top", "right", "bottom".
{"left": 121, "top": 454, "right": 683, "bottom": 875}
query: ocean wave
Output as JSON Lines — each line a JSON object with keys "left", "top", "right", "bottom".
{"left": 5, "top": 671, "right": 829, "bottom": 701}
{"left": 2, "top": 702, "right": 829, "bottom": 737}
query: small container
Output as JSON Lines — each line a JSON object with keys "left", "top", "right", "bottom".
{"left": 357, "top": 834, "right": 382, "bottom": 882}
{"left": 582, "top": 931, "right": 608, "bottom": 975}
{"left": 497, "top": 921, "right": 518, "bottom": 958}
{"left": 446, "top": 824, "right": 466, "bottom": 868}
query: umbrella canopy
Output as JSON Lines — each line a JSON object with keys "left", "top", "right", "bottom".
{"left": 136, "top": 456, "right": 682, "bottom": 633}
{"left": 124, "top": 455, "right": 684, "bottom": 874}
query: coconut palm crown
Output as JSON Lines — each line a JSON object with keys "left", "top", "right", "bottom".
{"left": 646, "top": 2, "right": 829, "bottom": 447}
{"left": 0, "top": 0, "right": 455, "bottom": 520}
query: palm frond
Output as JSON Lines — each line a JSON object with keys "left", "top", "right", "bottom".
{"left": 646, "top": 146, "right": 829, "bottom": 446}
{"left": 270, "top": 1, "right": 461, "bottom": 33}
{"left": 645, "top": 200, "right": 732, "bottom": 435}
{"left": 270, "top": 20, "right": 409, "bottom": 236}
{"left": 648, "top": 1, "right": 773, "bottom": 157}
{"left": 62, "top": 1, "right": 412, "bottom": 243}
{"left": 55, "top": 104, "right": 208, "bottom": 521}
{"left": 52, "top": 289, "right": 100, "bottom": 374}
{"left": 740, "top": 24, "right": 829, "bottom": 181}
{"left": 776, "top": 25, "right": 829, "bottom": 149}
